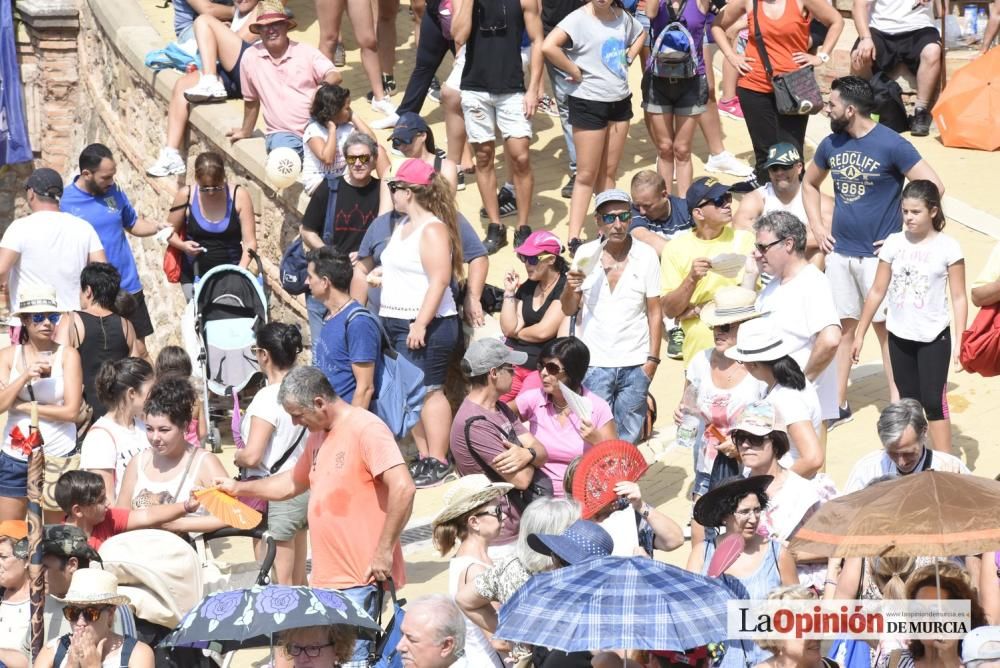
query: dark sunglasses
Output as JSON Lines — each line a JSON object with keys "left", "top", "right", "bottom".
{"left": 517, "top": 253, "right": 552, "bottom": 266}
{"left": 539, "top": 361, "right": 564, "bottom": 376}
{"left": 474, "top": 506, "right": 504, "bottom": 521}
{"left": 767, "top": 163, "right": 795, "bottom": 172}
{"left": 733, "top": 433, "right": 770, "bottom": 449}
{"left": 388, "top": 181, "right": 411, "bottom": 193}
{"left": 391, "top": 136, "right": 415, "bottom": 149}
{"left": 62, "top": 605, "right": 112, "bottom": 623}
{"left": 29, "top": 313, "right": 60, "bottom": 325}
{"left": 285, "top": 644, "right": 333, "bottom": 658}
{"left": 599, "top": 211, "right": 632, "bottom": 225}
{"left": 713, "top": 323, "right": 733, "bottom": 333}
{"left": 754, "top": 237, "right": 788, "bottom": 255}
{"left": 199, "top": 184, "right": 225, "bottom": 193}
{"left": 697, "top": 194, "right": 732, "bottom": 209}
{"left": 346, "top": 154, "right": 372, "bottom": 165}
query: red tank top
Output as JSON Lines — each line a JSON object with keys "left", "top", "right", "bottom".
{"left": 739, "top": 0, "right": 810, "bottom": 94}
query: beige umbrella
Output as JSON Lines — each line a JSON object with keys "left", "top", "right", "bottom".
{"left": 789, "top": 471, "right": 1000, "bottom": 559}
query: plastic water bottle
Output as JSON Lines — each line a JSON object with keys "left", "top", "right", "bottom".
{"left": 676, "top": 384, "right": 701, "bottom": 449}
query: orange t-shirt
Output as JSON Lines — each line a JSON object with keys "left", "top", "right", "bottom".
{"left": 739, "top": 0, "right": 811, "bottom": 93}
{"left": 292, "top": 408, "right": 407, "bottom": 589}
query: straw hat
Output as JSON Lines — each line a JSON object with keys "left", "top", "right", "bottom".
{"left": 55, "top": 568, "right": 131, "bottom": 607}
{"left": 13, "top": 284, "right": 60, "bottom": 316}
{"left": 249, "top": 0, "right": 297, "bottom": 33}
{"left": 724, "top": 316, "right": 797, "bottom": 363}
{"left": 700, "top": 287, "right": 763, "bottom": 328}
{"left": 432, "top": 475, "right": 513, "bottom": 527}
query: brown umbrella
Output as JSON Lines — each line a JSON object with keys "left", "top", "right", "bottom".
{"left": 789, "top": 471, "right": 1000, "bottom": 559}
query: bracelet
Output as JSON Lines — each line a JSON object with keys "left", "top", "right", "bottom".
{"left": 824, "top": 579, "right": 838, "bottom": 587}
{"left": 183, "top": 499, "right": 196, "bottom": 513}
{"left": 527, "top": 447, "right": 537, "bottom": 464}
{"left": 647, "top": 356, "right": 661, "bottom": 364}
{"left": 503, "top": 295, "right": 517, "bottom": 300}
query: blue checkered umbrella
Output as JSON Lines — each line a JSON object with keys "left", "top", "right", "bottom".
{"left": 495, "top": 556, "right": 732, "bottom": 653}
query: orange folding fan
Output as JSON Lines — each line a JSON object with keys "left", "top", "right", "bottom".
{"left": 194, "top": 488, "right": 263, "bottom": 530}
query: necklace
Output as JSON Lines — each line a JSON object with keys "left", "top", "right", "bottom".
{"left": 536, "top": 274, "right": 559, "bottom": 297}
{"left": 328, "top": 298, "right": 353, "bottom": 318}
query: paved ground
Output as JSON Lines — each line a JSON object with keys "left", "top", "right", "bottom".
{"left": 136, "top": 2, "right": 1000, "bottom": 664}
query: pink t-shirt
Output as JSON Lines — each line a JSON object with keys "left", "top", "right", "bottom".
{"left": 515, "top": 387, "right": 613, "bottom": 497}
{"left": 240, "top": 41, "right": 336, "bottom": 136}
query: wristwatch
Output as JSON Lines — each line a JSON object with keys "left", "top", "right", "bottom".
{"left": 640, "top": 503, "right": 652, "bottom": 520}
{"left": 816, "top": 51, "right": 830, "bottom": 64}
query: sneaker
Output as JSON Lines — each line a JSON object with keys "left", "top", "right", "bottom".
{"left": 718, "top": 96, "right": 744, "bottom": 120}
{"left": 825, "top": 404, "right": 854, "bottom": 432}
{"left": 910, "top": 108, "right": 932, "bottom": 137}
{"left": 513, "top": 225, "right": 532, "bottom": 249}
{"left": 482, "top": 223, "right": 508, "bottom": 255}
{"left": 480, "top": 185, "right": 518, "bottom": 219}
{"left": 408, "top": 457, "right": 427, "bottom": 478}
{"left": 371, "top": 96, "right": 397, "bottom": 117}
{"left": 456, "top": 170, "right": 466, "bottom": 191}
{"left": 666, "top": 326, "right": 684, "bottom": 360}
{"left": 333, "top": 41, "right": 346, "bottom": 68}
{"left": 729, "top": 175, "right": 761, "bottom": 194}
{"left": 372, "top": 112, "right": 400, "bottom": 130}
{"left": 147, "top": 148, "right": 186, "bottom": 177}
{"left": 560, "top": 173, "right": 576, "bottom": 199}
{"left": 413, "top": 458, "right": 456, "bottom": 488}
{"left": 183, "top": 75, "right": 228, "bottom": 103}
{"left": 366, "top": 74, "right": 398, "bottom": 102}
{"left": 428, "top": 77, "right": 442, "bottom": 103}
{"left": 705, "top": 151, "right": 754, "bottom": 178}
{"left": 537, "top": 94, "right": 560, "bottom": 117}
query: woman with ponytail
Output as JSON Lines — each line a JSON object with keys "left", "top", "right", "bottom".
{"left": 236, "top": 321, "right": 309, "bottom": 585}
{"left": 378, "top": 159, "right": 463, "bottom": 488}
{"left": 80, "top": 357, "right": 155, "bottom": 498}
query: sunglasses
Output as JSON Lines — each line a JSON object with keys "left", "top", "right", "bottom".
{"left": 62, "top": 605, "right": 113, "bottom": 623}
{"left": 754, "top": 237, "right": 788, "bottom": 255}
{"left": 391, "top": 137, "right": 415, "bottom": 149}
{"left": 733, "top": 433, "right": 770, "bottom": 449}
{"left": 474, "top": 506, "right": 504, "bottom": 521}
{"left": 388, "top": 182, "right": 411, "bottom": 194}
{"left": 539, "top": 361, "right": 564, "bottom": 376}
{"left": 713, "top": 323, "right": 733, "bottom": 333}
{"left": 346, "top": 154, "right": 372, "bottom": 166}
{"left": 767, "top": 163, "right": 795, "bottom": 172}
{"left": 199, "top": 184, "right": 225, "bottom": 193}
{"left": 494, "top": 364, "right": 514, "bottom": 374}
{"left": 599, "top": 211, "right": 632, "bottom": 225}
{"left": 29, "top": 313, "right": 61, "bottom": 325}
{"left": 517, "top": 253, "right": 553, "bottom": 266}
{"left": 285, "top": 644, "right": 333, "bottom": 658}
{"left": 698, "top": 194, "right": 732, "bottom": 209}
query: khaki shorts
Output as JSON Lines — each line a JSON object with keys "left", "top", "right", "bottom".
{"left": 825, "top": 252, "right": 887, "bottom": 323}
{"left": 43, "top": 452, "right": 81, "bottom": 512}
{"left": 267, "top": 490, "right": 309, "bottom": 542}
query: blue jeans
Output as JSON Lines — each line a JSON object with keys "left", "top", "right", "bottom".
{"left": 265, "top": 131, "right": 304, "bottom": 162}
{"left": 306, "top": 294, "right": 328, "bottom": 363}
{"left": 584, "top": 365, "right": 652, "bottom": 444}
{"left": 341, "top": 584, "right": 379, "bottom": 665}
{"left": 544, "top": 61, "right": 577, "bottom": 173}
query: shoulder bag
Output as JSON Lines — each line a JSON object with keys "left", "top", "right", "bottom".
{"left": 163, "top": 187, "right": 191, "bottom": 284}
{"left": 960, "top": 304, "right": 1000, "bottom": 377}
{"left": 369, "top": 579, "right": 406, "bottom": 668}
{"left": 751, "top": 0, "right": 822, "bottom": 115}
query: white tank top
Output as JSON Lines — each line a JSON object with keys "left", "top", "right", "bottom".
{"left": 132, "top": 447, "right": 206, "bottom": 510}
{"left": 230, "top": 7, "right": 252, "bottom": 33}
{"left": 758, "top": 183, "right": 808, "bottom": 223}
{"left": 378, "top": 218, "right": 458, "bottom": 320}
{"left": 2, "top": 345, "right": 76, "bottom": 460}
{"left": 448, "top": 556, "right": 504, "bottom": 668}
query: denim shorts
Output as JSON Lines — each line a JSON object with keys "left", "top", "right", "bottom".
{"left": 0, "top": 451, "right": 28, "bottom": 498}
{"left": 460, "top": 90, "right": 533, "bottom": 143}
{"left": 267, "top": 490, "right": 309, "bottom": 542}
{"left": 341, "top": 584, "right": 379, "bottom": 666}
{"left": 381, "top": 315, "right": 459, "bottom": 390}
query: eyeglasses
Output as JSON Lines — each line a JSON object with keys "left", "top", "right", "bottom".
{"left": 62, "top": 605, "right": 113, "bottom": 623}
{"left": 474, "top": 506, "right": 504, "bottom": 521}
{"left": 346, "top": 154, "right": 372, "bottom": 166}
{"left": 250, "top": 345, "right": 262, "bottom": 355}
{"left": 539, "top": 361, "right": 564, "bottom": 376}
{"left": 29, "top": 313, "right": 61, "bottom": 325}
{"left": 713, "top": 323, "right": 732, "bottom": 333}
{"left": 599, "top": 211, "right": 632, "bottom": 225}
{"left": 734, "top": 507, "right": 763, "bottom": 519}
{"left": 697, "top": 194, "right": 732, "bottom": 209}
{"left": 285, "top": 644, "right": 333, "bottom": 658}
{"left": 388, "top": 182, "right": 411, "bottom": 193}
{"left": 391, "top": 137, "right": 416, "bottom": 150}
{"left": 517, "top": 253, "right": 552, "bottom": 266}
{"left": 734, "top": 433, "right": 770, "bottom": 449}
{"left": 753, "top": 238, "right": 788, "bottom": 255}
{"left": 477, "top": 2, "right": 508, "bottom": 34}
{"left": 494, "top": 364, "right": 514, "bottom": 375}
{"left": 199, "top": 184, "right": 225, "bottom": 193}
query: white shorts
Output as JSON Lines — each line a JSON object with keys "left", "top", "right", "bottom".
{"left": 444, "top": 45, "right": 466, "bottom": 91}
{"left": 460, "top": 89, "right": 533, "bottom": 144}
{"left": 826, "top": 252, "right": 887, "bottom": 322}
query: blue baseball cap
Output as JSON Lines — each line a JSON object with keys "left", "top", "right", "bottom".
{"left": 390, "top": 112, "right": 431, "bottom": 144}
{"left": 685, "top": 176, "right": 732, "bottom": 212}
{"left": 527, "top": 519, "right": 614, "bottom": 565}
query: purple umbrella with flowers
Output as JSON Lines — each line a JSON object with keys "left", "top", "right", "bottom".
{"left": 158, "top": 585, "right": 380, "bottom": 653}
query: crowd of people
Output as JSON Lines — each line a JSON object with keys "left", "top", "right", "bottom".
{"left": 2, "top": 0, "right": 1000, "bottom": 664}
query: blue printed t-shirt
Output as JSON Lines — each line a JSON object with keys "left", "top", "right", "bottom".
{"left": 173, "top": 0, "right": 233, "bottom": 37}
{"left": 315, "top": 302, "right": 383, "bottom": 405}
{"left": 629, "top": 195, "right": 692, "bottom": 240}
{"left": 813, "top": 124, "right": 922, "bottom": 258}
{"left": 60, "top": 179, "right": 142, "bottom": 294}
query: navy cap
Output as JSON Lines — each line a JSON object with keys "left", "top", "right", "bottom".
{"left": 763, "top": 142, "right": 802, "bottom": 169}
{"left": 390, "top": 112, "right": 431, "bottom": 144}
{"left": 685, "top": 176, "right": 731, "bottom": 212}
{"left": 527, "top": 519, "right": 614, "bottom": 566}
{"left": 25, "top": 168, "right": 64, "bottom": 200}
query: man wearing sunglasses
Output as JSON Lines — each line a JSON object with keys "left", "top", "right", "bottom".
{"left": 661, "top": 176, "right": 757, "bottom": 365}
{"left": 561, "top": 189, "right": 663, "bottom": 444}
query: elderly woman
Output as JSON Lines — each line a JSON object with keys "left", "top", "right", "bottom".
{"left": 687, "top": 476, "right": 798, "bottom": 668}
{"left": 0, "top": 286, "right": 83, "bottom": 523}
{"left": 432, "top": 475, "right": 512, "bottom": 668}
{"left": 512, "top": 337, "right": 617, "bottom": 497}
{"left": 279, "top": 625, "right": 356, "bottom": 668}
{"left": 754, "top": 586, "right": 829, "bottom": 668}
{"left": 379, "top": 160, "right": 464, "bottom": 488}
{"left": 390, "top": 113, "right": 460, "bottom": 192}
{"left": 166, "top": 151, "right": 257, "bottom": 302}
{"left": 35, "top": 569, "right": 154, "bottom": 667}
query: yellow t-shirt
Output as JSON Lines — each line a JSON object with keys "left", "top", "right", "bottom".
{"left": 973, "top": 243, "right": 1000, "bottom": 289}
{"left": 660, "top": 227, "right": 755, "bottom": 363}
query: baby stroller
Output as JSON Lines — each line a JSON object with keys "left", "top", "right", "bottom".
{"left": 183, "top": 251, "right": 268, "bottom": 452}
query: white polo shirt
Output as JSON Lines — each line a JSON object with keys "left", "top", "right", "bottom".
{"left": 843, "top": 447, "right": 969, "bottom": 494}
{"left": 574, "top": 238, "right": 661, "bottom": 368}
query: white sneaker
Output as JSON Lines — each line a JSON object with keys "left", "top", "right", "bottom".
{"left": 370, "top": 96, "right": 397, "bottom": 116}
{"left": 371, "top": 112, "right": 400, "bottom": 130}
{"left": 183, "top": 75, "right": 227, "bottom": 104}
{"left": 147, "top": 149, "right": 186, "bottom": 177}
{"left": 705, "top": 151, "right": 754, "bottom": 178}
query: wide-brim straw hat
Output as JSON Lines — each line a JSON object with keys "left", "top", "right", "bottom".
{"left": 249, "top": 1, "right": 297, "bottom": 33}
{"left": 55, "top": 567, "right": 131, "bottom": 607}
{"left": 693, "top": 475, "right": 773, "bottom": 528}
{"left": 432, "top": 474, "right": 513, "bottom": 527}
{"left": 13, "top": 284, "right": 61, "bottom": 316}
{"left": 700, "top": 286, "right": 763, "bottom": 328}
{"left": 723, "top": 316, "right": 797, "bottom": 363}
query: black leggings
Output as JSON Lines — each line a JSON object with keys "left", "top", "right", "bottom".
{"left": 888, "top": 328, "right": 951, "bottom": 421}
{"left": 397, "top": 3, "right": 454, "bottom": 116}
{"left": 736, "top": 86, "right": 809, "bottom": 184}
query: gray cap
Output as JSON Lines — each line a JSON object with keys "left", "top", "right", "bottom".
{"left": 25, "top": 168, "right": 64, "bottom": 200}
{"left": 462, "top": 338, "right": 528, "bottom": 376}
{"left": 594, "top": 188, "right": 632, "bottom": 210}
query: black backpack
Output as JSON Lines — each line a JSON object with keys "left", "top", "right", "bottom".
{"left": 870, "top": 73, "right": 908, "bottom": 134}
{"left": 279, "top": 175, "right": 340, "bottom": 295}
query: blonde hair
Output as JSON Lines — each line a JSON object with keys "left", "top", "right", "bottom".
{"left": 432, "top": 502, "right": 491, "bottom": 556}
{"left": 757, "top": 585, "right": 817, "bottom": 653}
{"left": 871, "top": 555, "right": 918, "bottom": 600}
{"left": 409, "top": 174, "right": 464, "bottom": 280}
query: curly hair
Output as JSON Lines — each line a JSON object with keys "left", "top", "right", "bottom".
{"left": 713, "top": 478, "right": 769, "bottom": 521}
{"left": 310, "top": 83, "right": 351, "bottom": 126}
{"left": 904, "top": 562, "right": 986, "bottom": 659}
{"left": 144, "top": 377, "right": 195, "bottom": 428}
{"left": 281, "top": 625, "right": 357, "bottom": 663}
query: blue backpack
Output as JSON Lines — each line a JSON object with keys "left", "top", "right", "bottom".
{"left": 280, "top": 175, "right": 340, "bottom": 295}
{"left": 647, "top": 0, "right": 699, "bottom": 79}
{"left": 368, "top": 580, "right": 406, "bottom": 668}
{"left": 345, "top": 309, "right": 426, "bottom": 440}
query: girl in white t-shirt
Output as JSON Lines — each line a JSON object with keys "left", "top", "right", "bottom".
{"left": 80, "top": 358, "right": 154, "bottom": 499}
{"left": 852, "top": 180, "right": 966, "bottom": 454}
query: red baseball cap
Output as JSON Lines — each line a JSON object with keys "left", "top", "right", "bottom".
{"left": 393, "top": 159, "right": 436, "bottom": 187}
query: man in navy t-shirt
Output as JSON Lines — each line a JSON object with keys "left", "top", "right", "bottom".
{"left": 627, "top": 170, "right": 692, "bottom": 257}
{"left": 60, "top": 144, "right": 170, "bottom": 358}
{"left": 307, "top": 247, "right": 383, "bottom": 407}
{"left": 802, "top": 76, "right": 942, "bottom": 426}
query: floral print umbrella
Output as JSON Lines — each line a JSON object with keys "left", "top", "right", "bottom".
{"left": 159, "top": 585, "right": 381, "bottom": 653}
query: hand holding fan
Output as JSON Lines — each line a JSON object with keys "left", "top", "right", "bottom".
{"left": 194, "top": 488, "right": 262, "bottom": 530}
{"left": 572, "top": 440, "right": 649, "bottom": 519}
{"left": 707, "top": 532, "right": 745, "bottom": 577}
